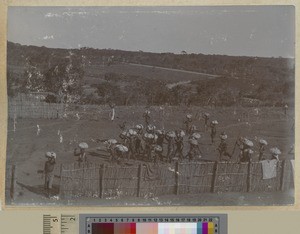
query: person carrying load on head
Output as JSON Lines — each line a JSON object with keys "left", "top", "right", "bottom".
{"left": 143, "top": 133, "right": 155, "bottom": 161}
{"left": 165, "top": 131, "right": 176, "bottom": 163}
{"left": 258, "top": 139, "right": 268, "bottom": 161}
{"left": 202, "top": 112, "right": 210, "bottom": 132}
{"left": 152, "top": 145, "right": 163, "bottom": 164}
{"left": 156, "top": 129, "right": 165, "bottom": 148}
{"left": 270, "top": 147, "right": 281, "bottom": 161}
{"left": 174, "top": 130, "right": 185, "bottom": 161}
{"left": 135, "top": 124, "right": 144, "bottom": 156}
{"left": 44, "top": 151, "right": 56, "bottom": 197}
{"left": 104, "top": 139, "right": 118, "bottom": 162}
{"left": 238, "top": 138, "right": 254, "bottom": 162}
{"left": 217, "top": 132, "right": 231, "bottom": 161}
{"left": 210, "top": 120, "right": 218, "bottom": 144}
{"left": 186, "top": 138, "right": 202, "bottom": 161}
{"left": 119, "top": 130, "right": 130, "bottom": 147}
{"left": 184, "top": 114, "right": 193, "bottom": 134}
{"left": 115, "top": 144, "right": 129, "bottom": 161}
{"left": 143, "top": 110, "right": 151, "bottom": 126}
{"left": 74, "top": 142, "right": 88, "bottom": 162}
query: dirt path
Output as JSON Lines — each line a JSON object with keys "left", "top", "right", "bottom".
{"left": 127, "top": 62, "right": 220, "bottom": 78}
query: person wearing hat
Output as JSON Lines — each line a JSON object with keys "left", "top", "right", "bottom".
{"left": 217, "top": 133, "right": 231, "bottom": 161}
{"left": 174, "top": 130, "right": 184, "bottom": 161}
{"left": 186, "top": 138, "right": 202, "bottom": 161}
{"left": 258, "top": 139, "right": 268, "bottom": 161}
{"left": 44, "top": 152, "right": 56, "bottom": 197}
{"left": 184, "top": 114, "right": 193, "bottom": 135}
{"left": 202, "top": 113, "right": 210, "bottom": 132}
{"left": 143, "top": 110, "right": 151, "bottom": 126}
{"left": 210, "top": 120, "right": 218, "bottom": 144}
{"left": 74, "top": 142, "right": 88, "bottom": 163}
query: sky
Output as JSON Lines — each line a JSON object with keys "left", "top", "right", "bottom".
{"left": 7, "top": 6, "right": 295, "bottom": 58}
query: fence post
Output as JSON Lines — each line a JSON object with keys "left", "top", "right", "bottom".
{"left": 247, "top": 162, "right": 252, "bottom": 192}
{"left": 99, "top": 164, "right": 106, "bottom": 198}
{"left": 175, "top": 162, "right": 179, "bottom": 195}
{"left": 10, "top": 165, "right": 17, "bottom": 200}
{"left": 211, "top": 161, "right": 219, "bottom": 193}
{"left": 59, "top": 164, "right": 63, "bottom": 199}
{"left": 280, "top": 160, "right": 286, "bottom": 191}
{"left": 137, "top": 164, "right": 143, "bottom": 197}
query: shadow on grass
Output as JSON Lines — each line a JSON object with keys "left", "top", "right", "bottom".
{"left": 17, "top": 182, "right": 59, "bottom": 197}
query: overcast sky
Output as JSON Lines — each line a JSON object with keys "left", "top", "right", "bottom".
{"left": 7, "top": 6, "right": 295, "bottom": 58}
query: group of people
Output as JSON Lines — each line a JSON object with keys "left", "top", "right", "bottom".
{"left": 43, "top": 109, "right": 288, "bottom": 196}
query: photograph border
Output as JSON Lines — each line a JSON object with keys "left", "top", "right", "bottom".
{"left": 0, "top": 0, "right": 299, "bottom": 212}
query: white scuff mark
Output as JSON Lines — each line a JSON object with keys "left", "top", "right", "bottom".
{"left": 13, "top": 113, "right": 17, "bottom": 132}
{"left": 59, "top": 133, "right": 63, "bottom": 143}
{"left": 45, "top": 13, "right": 61, "bottom": 18}
{"left": 43, "top": 35, "right": 54, "bottom": 40}
{"left": 36, "top": 124, "right": 41, "bottom": 136}
{"left": 76, "top": 113, "right": 80, "bottom": 120}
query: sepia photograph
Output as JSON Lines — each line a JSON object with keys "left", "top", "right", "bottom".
{"left": 5, "top": 6, "right": 295, "bottom": 206}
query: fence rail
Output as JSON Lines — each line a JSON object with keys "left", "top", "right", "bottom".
{"left": 59, "top": 160, "right": 294, "bottom": 199}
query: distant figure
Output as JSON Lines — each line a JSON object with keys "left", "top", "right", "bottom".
{"left": 270, "top": 147, "right": 281, "bottom": 161}
{"left": 174, "top": 130, "right": 184, "bottom": 160}
{"left": 143, "top": 110, "right": 151, "bottom": 126}
{"left": 44, "top": 152, "right": 56, "bottom": 197}
{"left": 165, "top": 131, "right": 176, "bottom": 163}
{"left": 135, "top": 124, "right": 144, "bottom": 156}
{"left": 152, "top": 145, "right": 163, "bottom": 164}
{"left": 184, "top": 114, "right": 192, "bottom": 134}
{"left": 74, "top": 142, "right": 89, "bottom": 162}
{"left": 217, "top": 133, "right": 231, "bottom": 161}
{"left": 210, "top": 120, "right": 218, "bottom": 144}
{"left": 118, "top": 121, "right": 127, "bottom": 131}
{"left": 156, "top": 129, "right": 165, "bottom": 148}
{"left": 258, "top": 139, "right": 268, "bottom": 161}
{"left": 104, "top": 139, "right": 118, "bottom": 162}
{"left": 284, "top": 104, "right": 288, "bottom": 115}
{"left": 237, "top": 138, "right": 254, "bottom": 162}
{"left": 202, "top": 113, "right": 210, "bottom": 132}
{"left": 186, "top": 138, "right": 202, "bottom": 161}
{"left": 109, "top": 102, "right": 116, "bottom": 121}
{"left": 128, "top": 129, "right": 137, "bottom": 159}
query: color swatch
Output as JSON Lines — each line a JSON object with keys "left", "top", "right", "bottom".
{"left": 91, "top": 222, "right": 215, "bottom": 234}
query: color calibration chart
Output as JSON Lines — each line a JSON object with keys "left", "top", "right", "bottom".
{"left": 80, "top": 214, "right": 227, "bottom": 234}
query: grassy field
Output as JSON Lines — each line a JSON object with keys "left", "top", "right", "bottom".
{"left": 6, "top": 105, "right": 294, "bottom": 205}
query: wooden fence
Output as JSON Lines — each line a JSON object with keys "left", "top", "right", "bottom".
{"left": 8, "top": 98, "right": 64, "bottom": 119}
{"left": 59, "top": 160, "right": 294, "bottom": 199}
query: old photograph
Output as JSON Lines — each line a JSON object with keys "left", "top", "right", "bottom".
{"left": 5, "top": 6, "right": 295, "bottom": 206}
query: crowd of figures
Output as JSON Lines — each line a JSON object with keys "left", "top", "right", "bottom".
{"left": 70, "top": 110, "right": 289, "bottom": 165}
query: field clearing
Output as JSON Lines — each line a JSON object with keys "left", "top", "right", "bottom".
{"left": 6, "top": 106, "right": 294, "bottom": 205}
{"left": 84, "top": 63, "right": 219, "bottom": 84}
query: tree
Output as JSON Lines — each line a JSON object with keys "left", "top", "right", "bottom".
{"left": 43, "top": 58, "right": 84, "bottom": 104}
